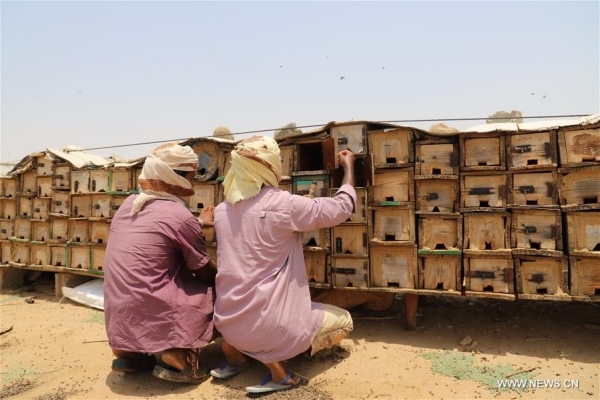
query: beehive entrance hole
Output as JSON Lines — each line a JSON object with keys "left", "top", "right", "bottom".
{"left": 386, "top": 157, "right": 397, "bottom": 164}
{"left": 196, "top": 203, "right": 204, "bottom": 209}
{"left": 583, "top": 196, "right": 598, "bottom": 204}
{"left": 388, "top": 282, "right": 400, "bottom": 288}
{"left": 536, "top": 288, "right": 548, "bottom": 294}
{"left": 479, "top": 200, "right": 490, "bottom": 207}
{"left": 484, "top": 241, "right": 493, "bottom": 250}
{"left": 434, "top": 243, "right": 447, "bottom": 250}
{"left": 435, "top": 282, "right": 444, "bottom": 290}
{"left": 478, "top": 161, "right": 487, "bottom": 166}
{"left": 483, "top": 285, "right": 494, "bottom": 292}
{"left": 432, "top": 168, "right": 442, "bottom": 175}
{"left": 526, "top": 200, "right": 538, "bottom": 205}
{"left": 530, "top": 242, "right": 541, "bottom": 250}
{"left": 527, "top": 159, "right": 538, "bottom": 165}
{"left": 432, "top": 206, "right": 440, "bottom": 212}
{"left": 385, "top": 196, "right": 395, "bottom": 201}
{"left": 595, "top": 288, "right": 600, "bottom": 295}
{"left": 593, "top": 243, "right": 600, "bottom": 251}
{"left": 305, "top": 238, "right": 317, "bottom": 246}
{"left": 385, "top": 234, "right": 396, "bottom": 241}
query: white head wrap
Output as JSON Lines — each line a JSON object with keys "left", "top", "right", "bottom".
{"left": 223, "top": 135, "right": 282, "bottom": 205}
{"left": 131, "top": 142, "right": 198, "bottom": 215}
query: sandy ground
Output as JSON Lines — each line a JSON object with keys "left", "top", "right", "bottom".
{"left": 1, "top": 274, "right": 599, "bottom": 400}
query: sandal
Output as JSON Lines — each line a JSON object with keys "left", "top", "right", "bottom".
{"left": 152, "top": 349, "right": 209, "bottom": 385}
{"left": 111, "top": 354, "right": 156, "bottom": 373}
{"left": 210, "top": 361, "right": 250, "bottom": 379}
{"left": 246, "top": 371, "right": 298, "bottom": 394}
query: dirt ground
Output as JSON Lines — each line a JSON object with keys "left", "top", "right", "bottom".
{"left": 1, "top": 273, "right": 599, "bottom": 400}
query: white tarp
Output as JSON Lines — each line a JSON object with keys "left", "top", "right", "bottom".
{"left": 62, "top": 279, "right": 104, "bottom": 310}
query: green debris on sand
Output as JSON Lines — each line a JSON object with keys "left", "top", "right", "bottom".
{"left": 422, "top": 351, "right": 533, "bottom": 393}
{"left": 86, "top": 311, "right": 105, "bottom": 325}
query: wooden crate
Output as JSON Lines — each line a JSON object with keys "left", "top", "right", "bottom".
{"left": 569, "top": 256, "right": 600, "bottom": 297}
{"left": 330, "top": 255, "right": 369, "bottom": 289}
{"left": 50, "top": 245, "right": 67, "bottom": 267}
{"left": 294, "top": 138, "right": 330, "bottom": 172}
{"left": 417, "top": 253, "right": 462, "bottom": 291}
{"left": 279, "top": 144, "right": 295, "bottom": 178}
{"left": 34, "top": 153, "right": 53, "bottom": 176}
{"left": 304, "top": 248, "right": 329, "bottom": 284}
{"left": 9, "top": 241, "right": 30, "bottom": 266}
{"left": 31, "top": 220, "right": 50, "bottom": 242}
{"left": 71, "top": 195, "right": 91, "bottom": 218}
{"left": 37, "top": 176, "right": 53, "bottom": 198}
{"left": 508, "top": 130, "right": 558, "bottom": 169}
{"left": 1, "top": 241, "right": 11, "bottom": 264}
{"left": 110, "top": 196, "right": 127, "bottom": 218}
{"left": 20, "top": 170, "right": 37, "bottom": 195}
{"left": 1, "top": 199, "right": 16, "bottom": 220}
{"left": 68, "top": 219, "right": 90, "bottom": 244}
{"left": 564, "top": 210, "right": 600, "bottom": 254}
{"left": 368, "top": 128, "right": 414, "bottom": 168}
{"left": 370, "top": 243, "right": 417, "bottom": 288}
{"left": 52, "top": 164, "right": 71, "bottom": 190}
{"left": 331, "top": 224, "right": 368, "bottom": 255}
{"left": 464, "top": 254, "right": 514, "bottom": 294}
{"left": 415, "top": 140, "right": 459, "bottom": 176}
{"left": 68, "top": 244, "right": 91, "bottom": 269}
{"left": 509, "top": 169, "right": 559, "bottom": 207}
{"left": 90, "top": 220, "right": 110, "bottom": 245}
{"left": 515, "top": 256, "right": 568, "bottom": 297}
{"left": 460, "top": 132, "right": 506, "bottom": 171}
{"left": 329, "top": 187, "right": 367, "bottom": 223}
{"left": 415, "top": 176, "right": 459, "bottom": 213}
{"left": 418, "top": 214, "right": 462, "bottom": 250}
{"left": 370, "top": 206, "right": 415, "bottom": 243}
{"left": 303, "top": 227, "right": 330, "bottom": 249}
{"left": 460, "top": 172, "right": 507, "bottom": 211}
{"left": 369, "top": 168, "right": 414, "bottom": 203}
{"left": 558, "top": 126, "right": 600, "bottom": 166}
{"left": 13, "top": 218, "right": 31, "bottom": 241}
{"left": 330, "top": 123, "right": 368, "bottom": 157}
{"left": 558, "top": 165, "right": 600, "bottom": 209}
{"left": 511, "top": 208, "right": 562, "bottom": 254}
{"left": 463, "top": 212, "right": 510, "bottom": 251}
{"left": 89, "top": 170, "right": 109, "bottom": 193}
{"left": 71, "top": 170, "right": 90, "bottom": 193}
{"left": 50, "top": 192, "right": 70, "bottom": 216}
{"left": 293, "top": 173, "right": 330, "bottom": 198}
{"left": 18, "top": 196, "right": 33, "bottom": 218}
{"left": 1, "top": 177, "right": 17, "bottom": 198}
{"left": 49, "top": 218, "right": 68, "bottom": 244}
{"left": 30, "top": 243, "right": 49, "bottom": 266}
{"left": 0, "top": 221, "right": 14, "bottom": 240}
{"left": 189, "top": 182, "right": 218, "bottom": 212}
{"left": 91, "top": 245, "right": 106, "bottom": 270}
{"left": 110, "top": 168, "right": 131, "bottom": 193}
{"left": 91, "top": 194, "right": 112, "bottom": 219}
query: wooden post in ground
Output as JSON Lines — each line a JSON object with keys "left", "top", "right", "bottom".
{"left": 405, "top": 293, "right": 419, "bottom": 331}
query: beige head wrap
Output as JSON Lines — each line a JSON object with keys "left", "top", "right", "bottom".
{"left": 131, "top": 142, "right": 198, "bottom": 215}
{"left": 223, "top": 135, "right": 282, "bottom": 205}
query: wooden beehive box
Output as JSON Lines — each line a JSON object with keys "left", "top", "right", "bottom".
{"left": 302, "top": 228, "right": 330, "bottom": 249}
{"left": 330, "top": 255, "right": 369, "bottom": 289}
{"left": 460, "top": 172, "right": 507, "bottom": 211}
{"left": 220, "top": 149, "right": 233, "bottom": 179}
{"left": 9, "top": 241, "right": 30, "bottom": 266}
{"left": 37, "top": 176, "right": 53, "bottom": 198}
{"left": 508, "top": 130, "right": 558, "bottom": 169}
{"left": 370, "top": 205, "right": 415, "bottom": 243}
{"left": 331, "top": 154, "right": 374, "bottom": 189}
{"left": 370, "top": 243, "right": 417, "bottom": 288}
{"left": 68, "top": 219, "right": 90, "bottom": 244}
{"left": 1, "top": 177, "right": 17, "bottom": 198}
{"left": 187, "top": 138, "right": 235, "bottom": 181}
{"left": 50, "top": 245, "right": 67, "bottom": 267}
{"left": 90, "top": 220, "right": 110, "bottom": 245}
{"left": 459, "top": 132, "right": 506, "bottom": 171}
{"left": 329, "top": 187, "right": 367, "bottom": 223}
{"left": 464, "top": 254, "right": 514, "bottom": 294}
{"left": 18, "top": 196, "right": 33, "bottom": 218}
{"left": 418, "top": 214, "right": 462, "bottom": 250}
{"left": 417, "top": 252, "right": 462, "bottom": 291}
{"left": 132, "top": 165, "right": 144, "bottom": 192}
{"left": 368, "top": 128, "right": 414, "bottom": 168}
{"left": 1, "top": 199, "right": 16, "bottom": 220}
{"left": 330, "top": 123, "right": 368, "bottom": 159}
{"left": 20, "top": 170, "right": 37, "bottom": 196}
{"left": 514, "top": 256, "right": 569, "bottom": 298}
{"left": 110, "top": 168, "right": 131, "bottom": 193}
{"left": 13, "top": 218, "right": 31, "bottom": 241}
{"left": 189, "top": 182, "right": 218, "bottom": 212}
{"left": 304, "top": 248, "right": 329, "bottom": 285}
{"left": 415, "top": 176, "right": 459, "bottom": 213}
{"left": 511, "top": 208, "right": 562, "bottom": 255}
{"left": 279, "top": 179, "right": 292, "bottom": 194}
{"left": 71, "top": 195, "right": 91, "bottom": 218}
{"left": 415, "top": 140, "right": 459, "bottom": 176}
{"left": 293, "top": 138, "right": 329, "bottom": 172}
{"left": 558, "top": 165, "right": 600, "bottom": 210}
{"left": 564, "top": 210, "right": 600, "bottom": 255}
{"left": 90, "top": 194, "right": 112, "bottom": 219}
{"left": 31, "top": 220, "right": 50, "bottom": 243}
{"left": 52, "top": 164, "right": 71, "bottom": 190}
{"left": 331, "top": 224, "right": 368, "bottom": 255}
{"left": 110, "top": 196, "right": 127, "bottom": 218}
{"left": 71, "top": 170, "right": 91, "bottom": 193}
{"left": 0, "top": 221, "right": 14, "bottom": 240}
{"left": 30, "top": 243, "right": 49, "bottom": 266}
{"left": 369, "top": 168, "right": 414, "bottom": 204}
{"left": 49, "top": 218, "right": 68, "bottom": 244}
{"left": 463, "top": 212, "right": 510, "bottom": 251}
{"left": 509, "top": 169, "right": 559, "bottom": 207}
{"left": 91, "top": 245, "right": 106, "bottom": 270}
{"left": 1, "top": 241, "right": 11, "bottom": 264}
{"left": 34, "top": 153, "right": 53, "bottom": 176}
{"left": 68, "top": 244, "right": 91, "bottom": 269}
{"left": 50, "top": 192, "right": 70, "bottom": 216}
{"left": 89, "top": 169, "right": 109, "bottom": 193}
{"left": 569, "top": 256, "right": 600, "bottom": 297}
{"left": 293, "top": 173, "right": 330, "bottom": 198}
{"left": 558, "top": 125, "right": 600, "bottom": 166}
{"left": 279, "top": 144, "right": 295, "bottom": 178}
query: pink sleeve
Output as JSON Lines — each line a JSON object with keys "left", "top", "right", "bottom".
{"left": 288, "top": 184, "right": 357, "bottom": 232}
